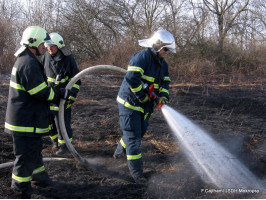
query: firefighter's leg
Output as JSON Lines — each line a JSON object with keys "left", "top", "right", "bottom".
{"left": 141, "top": 112, "right": 150, "bottom": 138}
{"left": 55, "top": 108, "right": 73, "bottom": 155}
{"left": 124, "top": 129, "right": 143, "bottom": 178}
{"left": 11, "top": 135, "right": 40, "bottom": 196}
{"left": 31, "top": 138, "right": 53, "bottom": 187}
{"left": 50, "top": 116, "right": 58, "bottom": 149}
{"left": 113, "top": 136, "right": 126, "bottom": 159}
{"left": 119, "top": 111, "right": 146, "bottom": 182}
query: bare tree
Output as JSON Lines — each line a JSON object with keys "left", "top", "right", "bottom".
{"left": 247, "top": 0, "right": 266, "bottom": 42}
{"left": 201, "top": 0, "right": 249, "bottom": 68}
{"left": 60, "top": 0, "right": 103, "bottom": 61}
{"left": 105, "top": 0, "right": 142, "bottom": 41}
{"left": 21, "top": 0, "right": 64, "bottom": 31}
{"left": 1, "top": 0, "right": 265, "bottom": 74}
{"left": 0, "top": 0, "right": 23, "bottom": 72}
{"left": 140, "top": 0, "right": 165, "bottom": 36}
{"left": 162, "top": 0, "right": 185, "bottom": 47}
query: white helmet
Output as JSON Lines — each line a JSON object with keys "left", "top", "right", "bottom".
{"left": 138, "top": 30, "right": 176, "bottom": 53}
{"left": 15, "top": 26, "right": 50, "bottom": 57}
{"left": 44, "top": 32, "right": 65, "bottom": 49}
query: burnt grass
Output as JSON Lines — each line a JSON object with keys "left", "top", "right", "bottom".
{"left": 0, "top": 72, "right": 265, "bottom": 199}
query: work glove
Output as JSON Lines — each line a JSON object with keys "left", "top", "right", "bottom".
{"left": 66, "top": 96, "right": 76, "bottom": 109}
{"left": 158, "top": 96, "right": 168, "bottom": 104}
{"left": 139, "top": 94, "right": 151, "bottom": 104}
{"left": 59, "top": 88, "right": 71, "bottom": 100}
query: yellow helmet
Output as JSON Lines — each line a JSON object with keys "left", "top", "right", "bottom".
{"left": 45, "top": 32, "right": 65, "bottom": 49}
{"left": 15, "top": 26, "right": 50, "bottom": 56}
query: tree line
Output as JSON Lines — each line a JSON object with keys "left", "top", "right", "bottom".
{"left": 0, "top": 0, "right": 265, "bottom": 76}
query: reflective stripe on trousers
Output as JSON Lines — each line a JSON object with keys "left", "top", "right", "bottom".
{"left": 118, "top": 110, "right": 149, "bottom": 178}
{"left": 11, "top": 135, "right": 46, "bottom": 190}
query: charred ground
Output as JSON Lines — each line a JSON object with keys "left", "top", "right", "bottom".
{"left": 0, "top": 72, "right": 265, "bottom": 199}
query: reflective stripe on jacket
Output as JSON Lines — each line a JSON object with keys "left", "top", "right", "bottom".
{"left": 4, "top": 49, "right": 56, "bottom": 136}
{"left": 117, "top": 49, "right": 170, "bottom": 115}
{"left": 41, "top": 51, "right": 81, "bottom": 112}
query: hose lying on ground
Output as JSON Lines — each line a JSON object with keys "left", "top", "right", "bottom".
{"left": 0, "top": 158, "right": 71, "bottom": 169}
{"left": 59, "top": 65, "right": 127, "bottom": 167}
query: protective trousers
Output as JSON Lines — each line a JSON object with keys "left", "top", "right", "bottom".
{"left": 11, "top": 135, "right": 49, "bottom": 192}
{"left": 115, "top": 110, "right": 149, "bottom": 179}
{"left": 51, "top": 108, "right": 73, "bottom": 146}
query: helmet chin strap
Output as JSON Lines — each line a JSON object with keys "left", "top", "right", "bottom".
{"left": 36, "top": 49, "right": 41, "bottom": 56}
{"left": 150, "top": 48, "right": 157, "bottom": 55}
{"left": 28, "top": 46, "right": 41, "bottom": 56}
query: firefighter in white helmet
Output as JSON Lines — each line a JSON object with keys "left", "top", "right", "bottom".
{"left": 113, "top": 30, "right": 176, "bottom": 184}
{"left": 42, "top": 32, "right": 81, "bottom": 155}
{"left": 5, "top": 26, "right": 67, "bottom": 198}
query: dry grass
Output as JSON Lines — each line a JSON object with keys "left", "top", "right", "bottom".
{"left": 150, "top": 139, "right": 180, "bottom": 154}
{"left": 76, "top": 99, "right": 98, "bottom": 104}
{"left": 75, "top": 135, "right": 117, "bottom": 149}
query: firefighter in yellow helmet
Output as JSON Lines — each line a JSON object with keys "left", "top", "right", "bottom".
{"left": 5, "top": 26, "right": 67, "bottom": 198}
{"left": 42, "top": 32, "right": 81, "bottom": 155}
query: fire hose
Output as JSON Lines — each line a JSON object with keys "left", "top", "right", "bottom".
{"left": 0, "top": 158, "right": 70, "bottom": 169}
{"left": 59, "top": 65, "right": 127, "bottom": 167}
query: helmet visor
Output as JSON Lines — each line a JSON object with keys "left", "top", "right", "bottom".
{"left": 44, "top": 40, "right": 56, "bottom": 47}
{"left": 163, "top": 43, "right": 176, "bottom": 53}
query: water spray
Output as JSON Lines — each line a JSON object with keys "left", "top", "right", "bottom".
{"left": 161, "top": 105, "right": 264, "bottom": 192}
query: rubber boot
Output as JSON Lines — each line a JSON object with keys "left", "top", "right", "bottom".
{"left": 56, "top": 144, "right": 68, "bottom": 155}
{"left": 11, "top": 181, "right": 39, "bottom": 199}
{"left": 133, "top": 176, "right": 147, "bottom": 184}
{"left": 31, "top": 171, "right": 59, "bottom": 187}
{"left": 51, "top": 139, "right": 58, "bottom": 150}
{"left": 113, "top": 141, "right": 126, "bottom": 159}
{"left": 128, "top": 158, "right": 147, "bottom": 184}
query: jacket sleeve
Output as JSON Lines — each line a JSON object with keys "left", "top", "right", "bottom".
{"left": 159, "top": 62, "right": 170, "bottom": 100}
{"left": 125, "top": 53, "right": 147, "bottom": 102}
{"left": 19, "top": 62, "right": 59, "bottom": 102}
{"left": 68, "top": 55, "right": 81, "bottom": 101}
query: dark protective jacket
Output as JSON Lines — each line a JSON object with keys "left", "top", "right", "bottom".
{"left": 117, "top": 48, "right": 170, "bottom": 117}
{"left": 41, "top": 50, "right": 81, "bottom": 112}
{"left": 4, "top": 49, "right": 59, "bottom": 137}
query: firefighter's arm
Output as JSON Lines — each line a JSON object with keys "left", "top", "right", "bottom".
{"left": 126, "top": 52, "right": 150, "bottom": 103}
{"left": 158, "top": 96, "right": 168, "bottom": 104}
{"left": 126, "top": 66, "right": 148, "bottom": 103}
{"left": 159, "top": 64, "right": 171, "bottom": 102}
{"left": 140, "top": 94, "right": 150, "bottom": 103}
{"left": 67, "top": 55, "right": 81, "bottom": 107}
{"left": 21, "top": 63, "right": 60, "bottom": 102}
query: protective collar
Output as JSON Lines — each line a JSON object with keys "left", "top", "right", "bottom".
{"left": 60, "top": 47, "right": 71, "bottom": 56}
{"left": 14, "top": 46, "right": 27, "bottom": 57}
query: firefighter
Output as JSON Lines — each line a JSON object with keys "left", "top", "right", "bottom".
{"left": 42, "top": 33, "right": 81, "bottom": 155}
{"left": 113, "top": 30, "right": 176, "bottom": 184}
{"left": 4, "top": 26, "right": 68, "bottom": 197}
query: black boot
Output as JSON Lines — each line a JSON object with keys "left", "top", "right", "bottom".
{"left": 51, "top": 139, "right": 58, "bottom": 150}
{"left": 133, "top": 175, "right": 147, "bottom": 184}
{"left": 11, "top": 181, "right": 39, "bottom": 198}
{"left": 113, "top": 142, "right": 126, "bottom": 159}
{"left": 56, "top": 144, "right": 68, "bottom": 155}
{"left": 32, "top": 171, "right": 60, "bottom": 187}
